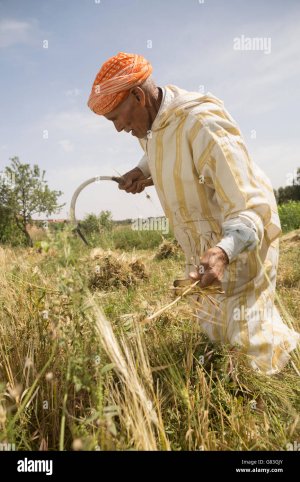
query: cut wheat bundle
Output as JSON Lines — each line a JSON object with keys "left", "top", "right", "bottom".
{"left": 89, "top": 250, "right": 148, "bottom": 290}
{"left": 154, "top": 239, "right": 181, "bottom": 260}
{"left": 141, "top": 278, "right": 224, "bottom": 324}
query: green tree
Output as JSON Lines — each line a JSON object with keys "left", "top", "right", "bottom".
{"left": 0, "top": 157, "right": 64, "bottom": 246}
{"left": 80, "top": 211, "right": 113, "bottom": 235}
{"left": 274, "top": 167, "right": 300, "bottom": 204}
{"left": 0, "top": 203, "right": 30, "bottom": 245}
{"left": 98, "top": 210, "right": 113, "bottom": 231}
{"left": 80, "top": 213, "right": 100, "bottom": 235}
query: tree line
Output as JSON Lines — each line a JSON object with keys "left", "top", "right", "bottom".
{"left": 274, "top": 168, "right": 300, "bottom": 204}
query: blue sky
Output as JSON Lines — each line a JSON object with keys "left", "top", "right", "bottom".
{"left": 0, "top": 0, "right": 299, "bottom": 220}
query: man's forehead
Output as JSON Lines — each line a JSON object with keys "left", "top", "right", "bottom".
{"left": 105, "top": 110, "right": 118, "bottom": 120}
{"left": 105, "top": 103, "right": 125, "bottom": 120}
{"left": 105, "top": 92, "right": 134, "bottom": 119}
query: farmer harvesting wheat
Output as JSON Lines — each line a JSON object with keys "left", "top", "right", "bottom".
{"left": 87, "top": 52, "right": 300, "bottom": 375}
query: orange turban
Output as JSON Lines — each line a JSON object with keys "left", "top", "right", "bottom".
{"left": 87, "top": 52, "right": 153, "bottom": 115}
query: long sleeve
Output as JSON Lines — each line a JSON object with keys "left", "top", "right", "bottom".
{"left": 137, "top": 153, "right": 151, "bottom": 178}
{"left": 190, "top": 116, "right": 281, "bottom": 250}
{"left": 215, "top": 210, "right": 264, "bottom": 262}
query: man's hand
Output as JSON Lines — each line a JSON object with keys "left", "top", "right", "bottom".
{"left": 118, "top": 167, "right": 154, "bottom": 194}
{"left": 189, "top": 247, "right": 229, "bottom": 288}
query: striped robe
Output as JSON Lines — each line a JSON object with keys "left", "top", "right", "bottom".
{"left": 138, "top": 84, "right": 300, "bottom": 375}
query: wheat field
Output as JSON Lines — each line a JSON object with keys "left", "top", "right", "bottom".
{"left": 0, "top": 227, "right": 299, "bottom": 451}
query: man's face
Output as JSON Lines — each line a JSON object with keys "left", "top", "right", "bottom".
{"left": 104, "top": 87, "right": 150, "bottom": 139}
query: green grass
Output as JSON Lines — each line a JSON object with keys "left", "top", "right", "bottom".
{"left": 84, "top": 224, "right": 174, "bottom": 250}
{"left": 278, "top": 201, "right": 300, "bottom": 233}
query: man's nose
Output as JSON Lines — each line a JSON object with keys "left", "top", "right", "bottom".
{"left": 114, "top": 121, "right": 124, "bottom": 133}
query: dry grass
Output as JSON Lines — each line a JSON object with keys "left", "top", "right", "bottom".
{"left": 154, "top": 239, "right": 181, "bottom": 260}
{"left": 0, "top": 231, "right": 299, "bottom": 451}
{"left": 89, "top": 251, "right": 148, "bottom": 291}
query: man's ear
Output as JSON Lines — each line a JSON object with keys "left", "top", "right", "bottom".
{"left": 130, "top": 86, "right": 146, "bottom": 106}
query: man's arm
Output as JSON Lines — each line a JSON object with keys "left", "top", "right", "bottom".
{"left": 188, "top": 117, "right": 273, "bottom": 286}
{"left": 118, "top": 154, "right": 153, "bottom": 194}
{"left": 215, "top": 211, "right": 264, "bottom": 263}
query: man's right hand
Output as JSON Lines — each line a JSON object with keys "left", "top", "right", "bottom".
{"left": 118, "top": 167, "right": 154, "bottom": 194}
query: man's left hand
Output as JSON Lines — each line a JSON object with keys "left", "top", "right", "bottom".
{"left": 189, "top": 247, "right": 229, "bottom": 288}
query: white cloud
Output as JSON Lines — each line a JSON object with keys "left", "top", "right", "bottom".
{"left": 37, "top": 109, "right": 140, "bottom": 164}
{"left": 58, "top": 139, "right": 74, "bottom": 153}
{"left": 65, "top": 88, "right": 81, "bottom": 97}
{"left": 42, "top": 110, "right": 108, "bottom": 135}
{"left": 0, "top": 18, "right": 38, "bottom": 48}
{"left": 248, "top": 140, "right": 300, "bottom": 189}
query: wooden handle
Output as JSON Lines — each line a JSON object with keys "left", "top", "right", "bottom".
{"left": 140, "top": 178, "right": 154, "bottom": 188}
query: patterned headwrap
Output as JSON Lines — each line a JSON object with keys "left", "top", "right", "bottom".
{"left": 87, "top": 52, "right": 153, "bottom": 115}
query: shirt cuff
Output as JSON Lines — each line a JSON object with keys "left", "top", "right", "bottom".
{"left": 215, "top": 214, "right": 262, "bottom": 263}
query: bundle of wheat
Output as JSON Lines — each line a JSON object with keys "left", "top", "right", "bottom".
{"left": 129, "top": 259, "right": 148, "bottom": 280}
{"left": 90, "top": 247, "right": 106, "bottom": 260}
{"left": 89, "top": 252, "right": 148, "bottom": 290}
{"left": 141, "top": 278, "right": 224, "bottom": 324}
{"left": 154, "top": 239, "right": 181, "bottom": 260}
{"left": 280, "top": 229, "right": 300, "bottom": 250}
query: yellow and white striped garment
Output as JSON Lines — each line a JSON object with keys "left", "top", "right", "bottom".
{"left": 138, "top": 84, "right": 300, "bottom": 375}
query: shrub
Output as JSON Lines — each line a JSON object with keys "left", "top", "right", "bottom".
{"left": 278, "top": 201, "right": 300, "bottom": 233}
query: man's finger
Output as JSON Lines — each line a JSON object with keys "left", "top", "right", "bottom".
{"left": 127, "top": 186, "right": 139, "bottom": 194}
{"left": 189, "top": 270, "right": 202, "bottom": 281}
{"left": 135, "top": 181, "right": 147, "bottom": 193}
{"left": 123, "top": 180, "right": 133, "bottom": 189}
{"left": 118, "top": 181, "right": 131, "bottom": 190}
{"left": 199, "top": 270, "right": 216, "bottom": 288}
{"left": 123, "top": 182, "right": 138, "bottom": 193}
{"left": 126, "top": 181, "right": 147, "bottom": 194}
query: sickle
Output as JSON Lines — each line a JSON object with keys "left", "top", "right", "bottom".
{"left": 69, "top": 175, "right": 125, "bottom": 246}
{"left": 69, "top": 175, "right": 154, "bottom": 245}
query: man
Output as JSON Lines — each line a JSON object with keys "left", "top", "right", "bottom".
{"left": 88, "top": 52, "right": 299, "bottom": 375}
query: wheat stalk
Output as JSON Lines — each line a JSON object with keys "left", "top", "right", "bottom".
{"left": 141, "top": 279, "right": 224, "bottom": 324}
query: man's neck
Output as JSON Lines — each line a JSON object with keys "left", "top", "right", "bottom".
{"left": 154, "top": 86, "right": 163, "bottom": 113}
{"left": 149, "top": 86, "right": 163, "bottom": 126}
